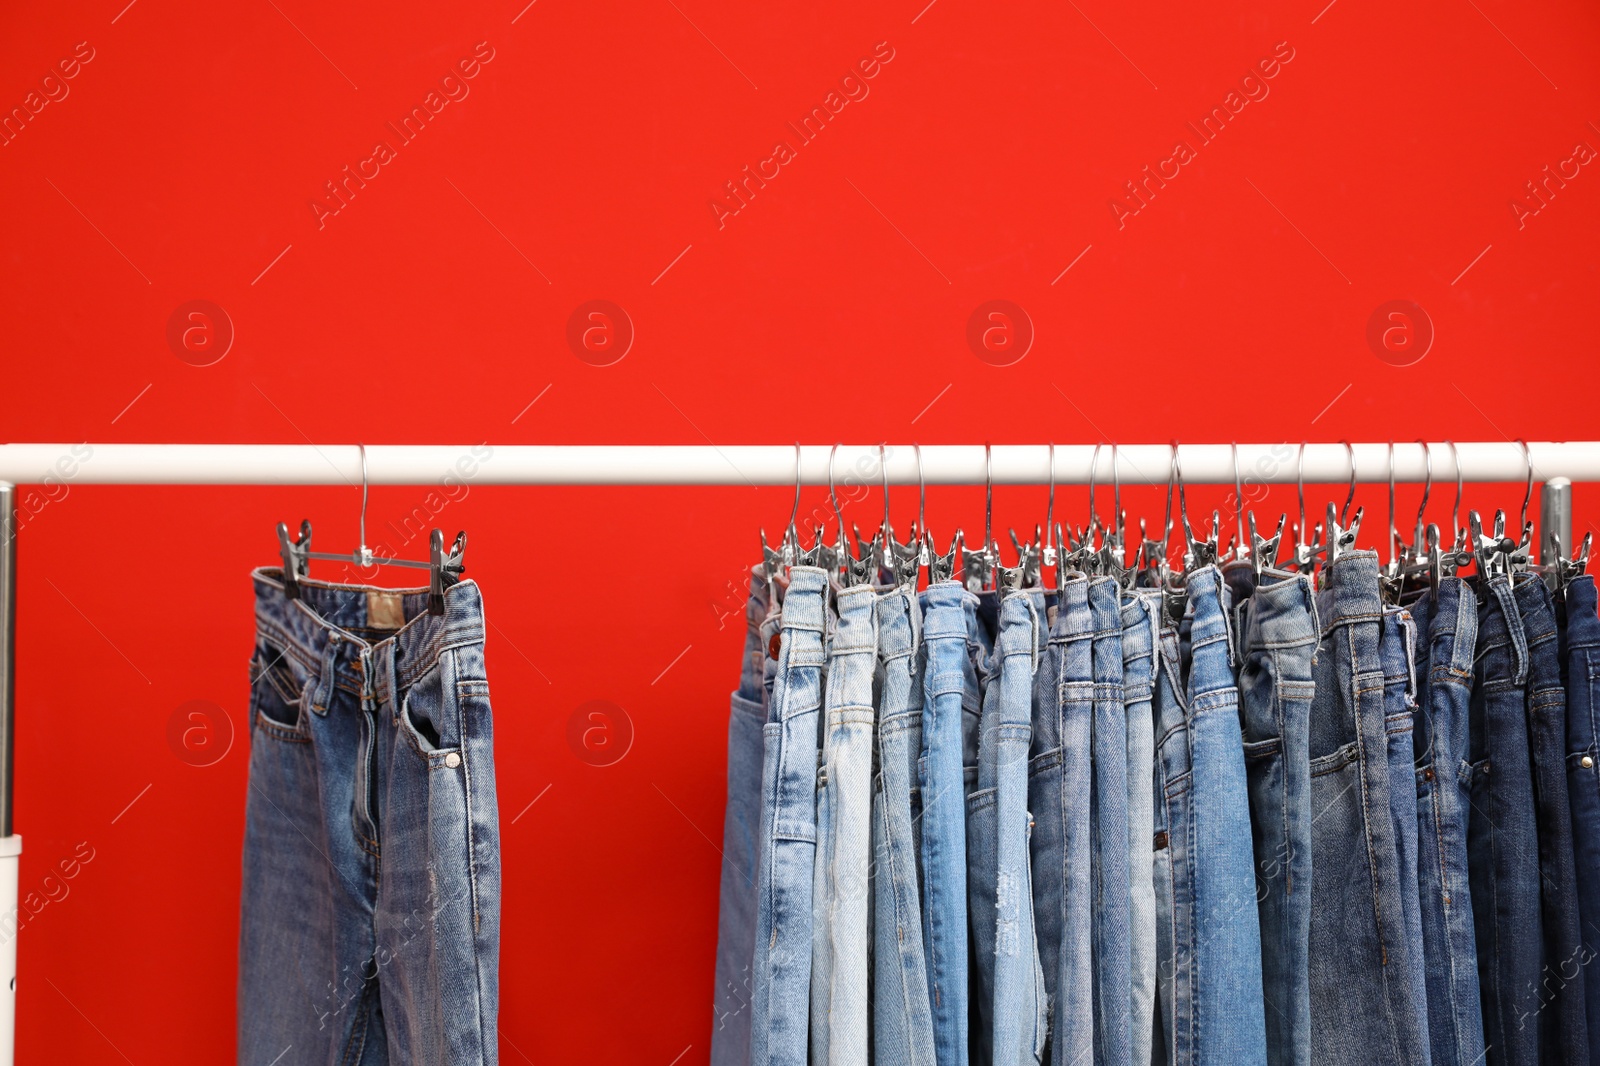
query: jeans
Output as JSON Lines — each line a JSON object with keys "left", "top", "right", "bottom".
{"left": 712, "top": 570, "right": 776, "bottom": 1066}
{"left": 873, "top": 584, "right": 937, "bottom": 1066}
{"left": 1121, "top": 590, "right": 1160, "bottom": 1066}
{"left": 1307, "top": 552, "right": 1427, "bottom": 1066}
{"left": 1152, "top": 566, "right": 1267, "bottom": 1066}
{"left": 967, "top": 590, "right": 1048, "bottom": 1066}
{"left": 1379, "top": 605, "right": 1431, "bottom": 1065}
{"left": 1088, "top": 578, "right": 1132, "bottom": 1066}
{"left": 812, "top": 585, "right": 879, "bottom": 1066}
{"left": 1410, "top": 579, "right": 1487, "bottom": 1066}
{"left": 752, "top": 567, "right": 828, "bottom": 1066}
{"left": 1468, "top": 574, "right": 1542, "bottom": 1066}
{"left": 920, "top": 581, "right": 981, "bottom": 1066}
{"left": 1235, "top": 569, "right": 1317, "bottom": 1066}
{"left": 1032, "top": 575, "right": 1095, "bottom": 1066}
{"left": 239, "top": 569, "right": 501, "bottom": 1066}
{"left": 1513, "top": 574, "right": 1591, "bottom": 1065}
{"left": 1562, "top": 575, "right": 1600, "bottom": 1057}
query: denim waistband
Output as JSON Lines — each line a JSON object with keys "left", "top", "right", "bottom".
{"left": 1420, "top": 577, "right": 1478, "bottom": 680}
{"left": 921, "top": 580, "right": 976, "bottom": 640}
{"left": 1566, "top": 575, "right": 1600, "bottom": 650}
{"left": 832, "top": 584, "right": 880, "bottom": 657}
{"left": 251, "top": 566, "right": 485, "bottom": 708}
{"left": 997, "top": 589, "right": 1041, "bottom": 672}
{"left": 1120, "top": 589, "right": 1160, "bottom": 694}
{"left": 1051, "top": 573, "right": 1093, "bottom": 647}
{"left": 1185, "top": 565, "right": 1238, "bottom": 694}
{"left": 875, "top": 583, "right": 921, "bottom": 664}
{"left": 1512, "top": 571, "right": 1560, "bottom": 647}
{"left": 782, "top": 567, "right": 829, "bottom": 632}
{"left": 1477, "top": 573, "right": 1529, "bottom": 685}
{"left": 1244, "top": 568, "right": 1320, "bottom": 650}
{"left": 1316, "top": 551, "right": 1385, "bottom": 634}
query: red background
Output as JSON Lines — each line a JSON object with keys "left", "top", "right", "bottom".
{"left": 2, "top": 0, "right": 1599, "bottom": 1061}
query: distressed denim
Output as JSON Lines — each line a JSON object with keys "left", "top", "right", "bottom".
{"left": 239, "top": 569, "right": 500, "bottom": 1066}
{"left": 1235, "top": 569, "right": 1318, "bottom": 1066}
{"left": 751, "top": 567, "right": 828, "bottom": 1066}
{"left": 967, "top": 591, "right": 1048, "bottom": 1066}
{"left": 920, "top": 581, "right": 981, "bottom": 1066}
{"left": 1307, "top": 552, "right": 1428, "bottom": 1066}
{"left": 1379, "top": 605, "right": 1432, "bottom": 1065}
{"left": 1152, "top": 566, "right": 1268, "bottom": 1066}
{"left": 1513, "top": 574, "right": 1591, "bottom": 1065}
{"left": 1410, "top": 579, "right": 1487, "bottom": 1066}
{"left": 873, "top": 584, "right": 937, "bottom": 1066}
{"left": 1468, "top": 574, "right": 1542, "bottom": 1066}
{"left": 1121, "top": 591, "right": 1160, "bottom": 1066}
{"left": 1088, "top": 578, "right": 1132, "bottom": 1066}
{"left": 811, "top": 585, "right": 878, "bottom": 1066}
{"left": 1031, "top": 574, "right": 1094, "bottom": 1066}
{"left": 1561, "top": 575, "right": 1600, "bottom": 1057}
{"left": 712, "top": 570, "right": 776, "bottom": 1066}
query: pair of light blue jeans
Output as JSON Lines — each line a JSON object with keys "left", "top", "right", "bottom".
{"left": 966, "top": 589, "right": 1047, "bottom": 1066}
{"left": 1088, "top": 578, "right": 1133, "bottom": 1066}
{"left": 712, "top": 570, "right": 778, "bottom": 1066}
{"left": 1121, "top": 590, "right": 1160, "bottom": 1066}
{"left": 1410, "top": 578, "right": 1486, "bottom": 1066}
{"left": 1150, "top": 564, "right": 1268, "bottom": 1066}
{"left": 1235, "top": 568, "right": 1317, "bottom": 1066}
{"left": 873, "top": 583, "right": 937, "bottom": 1065}
{"left": 239, "top": 569, "right": 501, "bottom": 1066}
{"left": 1030, "top": 574, "right": 1094, "bottom": 1066}
{"left": 751, "top": 567, "right": 828, "bottom": 1066}
{"left": 811, "top": 585, "right": 878, "bottom": 1066}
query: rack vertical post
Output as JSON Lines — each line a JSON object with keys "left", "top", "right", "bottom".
{"left": 1542, "top": 477, "right": 1574, "bottom": 590}
{"left": 0, "top": 483, "right": 18, "bottom": 1066}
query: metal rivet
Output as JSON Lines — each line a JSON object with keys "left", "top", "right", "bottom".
{"left": 1584, "top": 756, "right": 1594, "bottom": 770}
{"left": 444, "top": 752, "right": 462, "bottom": 769}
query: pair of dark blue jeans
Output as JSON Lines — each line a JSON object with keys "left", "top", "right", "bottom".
{"left": 1562, "top": 575, "right": 1600, "bottom": 1058}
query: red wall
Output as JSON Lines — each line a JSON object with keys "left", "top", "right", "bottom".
{"left": 2, "top": 0, "right": 1598, "bottom": 1060}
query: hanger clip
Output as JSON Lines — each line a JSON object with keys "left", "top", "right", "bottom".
{"left": 276, "top": 519, "right": 313, "bottom": 601}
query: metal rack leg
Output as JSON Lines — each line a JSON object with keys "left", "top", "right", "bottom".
{"left": 0, "top": 482, "right": 18, "bottom": 1065}
{"left": 1543, "top": 477, "right": 1574, "bottom": 590}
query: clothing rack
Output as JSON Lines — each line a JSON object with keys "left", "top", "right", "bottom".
{"left": 0, "top": 438, "right": 1593, "bottom": 1066}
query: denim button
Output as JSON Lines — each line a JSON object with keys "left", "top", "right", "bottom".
{"left": 444, "top": 752, "right": 462, "bottom": 768}
{"left": 768, "top": 633, "right": 782, "bottom": 660}
{"left": 1584, "top": 756, "right": 1595, "bottom": 769}
{"left": 1424, "top": 768, "right": 1434, "bottom": 781}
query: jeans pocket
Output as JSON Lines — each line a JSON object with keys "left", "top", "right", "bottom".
{"left": 249, "top": 644, "right": 306, "bottom": 736}
{"left": 398, "top": 664, "right": 461, "bottom": 759}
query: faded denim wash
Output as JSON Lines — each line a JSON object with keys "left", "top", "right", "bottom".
{"left": 1468, "top": 574, "right": 1542, "bottom": 1066}
{"left": 1031, "top": 574, "right": 1094, "bottom": 1066}
{"left": 1088, "top": 578, "right": 1132, "bottom": 1066}
{"left": 1513, "top": 574, "right": 1590, "bottom": 1066}
{"left": 1236, "top": 568, "right": 1318, "bottom": 1066}
{"left": 1121, "top": 590, "right": 1160, "bottom": 1066}
{"left": 1151, "top": 566, "right": 1267, "bottom": 1066}
{"left": 239, "top": 569, "right": 501, "bottom": 1066}
{"left": 1307, "top": 552, "right": 1428, "bottom": 1066}
{"left": 967, "top": 590, "right": 1048, "bottom": 1066}
{"left": 751, "top": 567, "right": 828, "bottom": 1066}
{"left": 1410, "top": 579, "right": 1487, "bottom": 1066}
{"left": 873, "top": 584, "right": 937, "bottom": 1066}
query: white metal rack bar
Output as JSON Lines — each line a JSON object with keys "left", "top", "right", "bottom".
{"left": 1, "top": 441, "right": 1598, "bottom": 485}
{"left": 0, "top": 438, "right": 1593, "bottom": 1066}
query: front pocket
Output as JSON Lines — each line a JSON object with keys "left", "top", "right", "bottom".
{"left": 398, "top": 664, "right": 461, "bottom": 758}
{"left": 249, "top": 645, "right": 305, "bottom": 733}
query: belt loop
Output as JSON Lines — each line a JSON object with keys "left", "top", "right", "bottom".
{"left": 1397, "top": 609, "right": 1420, "bottom": 706}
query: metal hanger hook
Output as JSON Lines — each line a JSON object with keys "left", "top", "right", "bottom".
{"left": 1086, "top": 442, "right": 1102, "bottom": 539}
{"left": 1297, "top": 441, "right": 1308, "bottom": 538}
{"left": 1339, "top": 440, "right": 1357, "bottom": 525}
{"left": 984, "top": 442, "right": 994, "bottom": 554}
{"left": 1518, "top": 440, "right": 1533, "bottom": 532}
{"left": 915, "top": 443, "right": 926, "bottom": 536}
{"left": 1172, "top": 441, "right": 1194, "bottom": 543}
{"left": 1112, "top": 443, "right": 1123, "bottom": 539}
{"left": 1413, "top": 439, "right": 1432, "bottom": 539}
{"left": 828, "top": 443, "right": 844, "bottom": 539}
{"left": 1044, "top": 442, "right": 1056, "bottom": 553}
{"left": 1232, "top": 442, "right": 1246, "bottom": 550}
{"left": 1445, "top": 439, "right": 1463, "bottom": 543}
{"left": 358, "top": 442, "right": 370, "bottom": 551}
{"left": 879, "top": 442, "right": 892, "bottom": 544}
{"left": 1162, "top": 443, "right": 1176, "bottom": 544}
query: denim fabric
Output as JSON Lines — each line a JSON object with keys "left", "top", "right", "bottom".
{"left": 1088, "top": 578, "right": 1132, "bottom": 1066}
{"left": 1468, "top": 574, "right": 1542, "bottom": 1066}
{"left": 752, "top": 567, "right": 828, "bottom": 1066}
{"left": 920, "top": 581, "right": 981, "bottom": 1066}
{"left": 873, "top": 584, "right": 937, "bottom": 1066}
{"left": 712, "top": 570, "right": 776, "bottom": 1066}
{"left": 1235, "top": 569, "right": 1317, "bottom": 1066}
{"left": 1151, "top": 566, "right": 1268, "bottom": 1066}
{"left": 1379, "top": 605, "right": 1432, "bottom": 1065}
{"left": 811, "top": 585, "right": 878, "bottom": 1066}
{"left": 1121, "top": 591, "right": 1160, "bottom": 1066}
{"left": 1030, "top": 574, "right": 1094, "bottom": 1066}
{"left": 1513, "top": 574, "right": 1591, "bottom": 1066}
{"left": 1307, "top": 552, "right": 1428, "bottom": 1066}
{"left": 1561, "top": 575, "right": 1600, "bottom": 1057}
{"left": 967, "top": 591, "right": 1048, "bottom": 1066}
{"left": 240, "top": 569, "right": 500, "bottom": 1066}
{"left": 1410, "top": 579, "right": 1487, "bottom": 1066}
